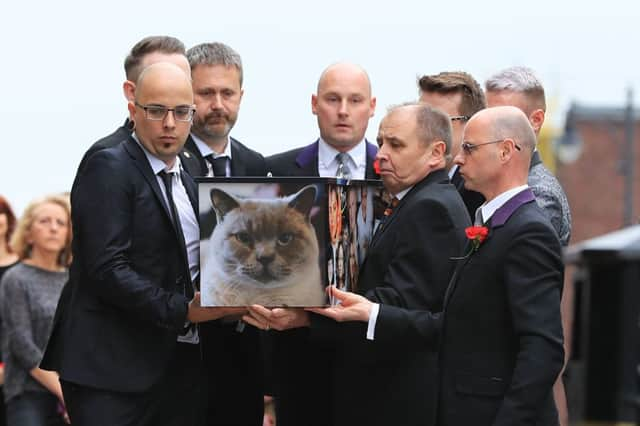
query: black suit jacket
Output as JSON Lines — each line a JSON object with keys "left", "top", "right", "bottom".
{"left": 375, "top": 189, "right": 564, "bottom": 426}
{"left": 311, "top": 169, "right": 470, "bottom": 426}
{"left": 451, "top": 166, "right": 485, "bottom": 221}
{"left": 181, "top": 133, "right": 267, "bottom": 426}
{"left": 265, "top": 139, "right": 378, "bottom": 426}
{"left": 180, "top": 134, "right": 267, "bottom": 178}
{"left": 42, "top": 137, "right": 195, "bottom": 393}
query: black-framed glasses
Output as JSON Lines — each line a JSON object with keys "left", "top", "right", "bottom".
{"left": 450, "top": 115, "right": 469, "bottom": 122}
{"left": 461, "top": 138, "right": 522, "bottom": 154}
{"left": 135, "top": 102, "right": 195, "bottom": 122}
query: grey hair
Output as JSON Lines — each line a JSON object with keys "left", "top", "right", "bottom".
{"left": 187, "top": 42, "right": 243, "bottom": 86}
{"left": 485, "top": 66, "right": 546, "bottom": 111}
{"left": 387, "top": 102, "right": 452, "bottom": 156}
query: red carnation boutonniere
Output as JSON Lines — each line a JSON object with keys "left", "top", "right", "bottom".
{"left": 373, "top": 159, "right": 381, "bottom": 174}
{"left": 465, "top": 225, "right": 489, "bottom": 251}
{"left": 451, "top": 225, "right": 489, "bottom": 260}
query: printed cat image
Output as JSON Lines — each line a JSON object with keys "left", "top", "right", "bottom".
{"left": 201, "top": 185, "right": 326, "bottom": 307}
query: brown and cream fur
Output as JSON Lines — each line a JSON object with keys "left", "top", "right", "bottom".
{"left": 201, "top": 185, "right": 325, "bottom": 307}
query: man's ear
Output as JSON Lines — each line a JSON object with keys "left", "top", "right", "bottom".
{"left": 123, "top": 80, "right": 136, "bottom": 102}
{"left": 427, "top": 140, "right": 446, "bottom": 166}
{"left": 369, "top": 96, "right": 377, "bottom": 118}
{"left": 127, "top": 101, "right": 136, "bottom": 122}
{"left": 529, "top": 109, "right": 545, "bottom": 135}
{"left": 311, "top": 94, "right": 318, "bottom": 115}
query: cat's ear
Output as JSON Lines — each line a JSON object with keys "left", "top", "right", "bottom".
{"left": 210, "top": 189, "right": 240, "bottom": 221}
{"left": 288, "top": 185, "right": 317, "bottom": 218}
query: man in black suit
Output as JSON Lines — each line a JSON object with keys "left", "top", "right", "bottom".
{"left": 75, "top": 35, "right": 190, "bottom": 176}
{"left": 250, "top": 103, "right": 470, "bottom": 426}
{"left": 313, "top": 106, "right": 565, "bottom": 426}
{"left": 485, "top": 66, "right": 572, "bottom": 425}
{"left": 41, "top": 63, "right": 240, "bottom": 426}
{"left": 183, "top": 41, "right": 267, "bottom": 426}
{"left": 418, "top": 71, "right": 486, "bottom": 219}
{"left": 260, "top": 62, "right": 378, "bottom": 426}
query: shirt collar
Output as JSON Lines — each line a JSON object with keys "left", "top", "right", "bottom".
{"left": 190, "top": 133, "right": 232, "bottom": 159}
{"left": 479, "top": 184, "right": 529, "bottom": 224}
{"left": 394, "top": 186, "right": 412, "bottom": 201}
{"left": 132, "top": 133, "right": 182, "bottom": 175}
{"left": 448, "top": 164, "right": 458, "bottom": 180}
{"left": 318, "top": 137, "right": 366, "bottom": 171}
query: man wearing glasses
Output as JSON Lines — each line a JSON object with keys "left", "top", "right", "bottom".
{"left": 311, "top": 106, "right": 564, "bottom": 426}
{"left": 75, "top": 35, "right": 190, "bottom": 176}
{"left": 42, "top": 63, "right": 240, "bottom": 426}
{"left": 418, "top": 71, "right": 486, "bottom": 220}
{"left": 485, "top": 66, "right": 572, "bottom": 426}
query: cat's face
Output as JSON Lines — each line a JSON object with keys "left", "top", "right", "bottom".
{"left": 210, "top": 186, "right": 319, "bottom": 286}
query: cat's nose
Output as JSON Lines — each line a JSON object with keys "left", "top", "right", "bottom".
{"left": 257, "top": 254, "right": 275, "bottom": 267}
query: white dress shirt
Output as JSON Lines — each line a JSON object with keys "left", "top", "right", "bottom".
{"left": 191, "top": 133, "right": 233, "bottom": 177}
{"left": 317, "top": 138, "right": 367, "bottom": 179}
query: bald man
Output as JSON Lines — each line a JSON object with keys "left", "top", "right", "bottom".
{"left": 267, "top": 62, "right": 379, "bottom": 177}
{"left": 75, "top": 35, "right": 191, "bottom": 176}
{"left": 262, "top": 63, "right": 379, "bottom": 426}
{"left": 42, "top": 63, "right": 239, "bottom": 426}
{"left": 311, "top": 106, "right": 565, "bottom": 426}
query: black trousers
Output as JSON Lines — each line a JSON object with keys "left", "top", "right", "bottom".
{"left": 200, "top": 320, "right": 264, "bottom": 426}
{"left": 62, "top": 342, "right": 205, "bottom": 426}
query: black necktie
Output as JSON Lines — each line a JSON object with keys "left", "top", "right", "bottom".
{"left": 158, "top": 170, "right": 194, "bottom": 300}
{"left": 206, "top": 155, "right": 228, "bottom": 177}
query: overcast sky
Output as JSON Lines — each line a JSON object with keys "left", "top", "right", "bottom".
{"left": 3, "top": 0, "right": 639, "bottom": 214}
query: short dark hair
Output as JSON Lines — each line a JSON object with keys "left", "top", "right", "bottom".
{"left": 418, "top": 71, "right": 486, "bottom": 119}
{"left": 124, "top": 36, "right": 186, "bottom": 82}
{"left": 0, "top": 195, "right": 16, "bottom": 251}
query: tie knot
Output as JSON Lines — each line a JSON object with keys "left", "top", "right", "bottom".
{"left": 335, "top": 153, "right": 351, "bottom": 179}
{"left": 206, "top": 155, "right": 228, "bottom": 177}
{"left": 474, "top": 208, "right": 484, "bottom": 226}
{"left": 384, "top": 197, "right": 400, "bottom": 217}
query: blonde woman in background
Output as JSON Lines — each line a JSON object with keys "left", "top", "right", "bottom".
{"left": 0, "top": 195, "right": 71, "bottom": 425}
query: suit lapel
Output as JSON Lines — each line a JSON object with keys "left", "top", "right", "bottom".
{"left": 443, "top": 188, "right": 536, "bottom": 308}
{"left": 229, "top": 138, "right": 245, "bottom": 176}
{"left": 295, "top": 140, "right": 320, "bottom": 176}
{"left": 184, "top": 135, "right": 207, "bottom": 176}
{"left": 364, "top": 141, "right": 379, "bottom": 179}
{"left": 123, "top": 138, "right": 175, "bottom": 226}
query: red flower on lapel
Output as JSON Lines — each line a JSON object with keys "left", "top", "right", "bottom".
{"left": 465, "top": 226, "right": 489, "bottom": 251}
{"left": 451, "top": 225, "right": 489, "bottom": 260}
{"left": 373, "top": 159, "right": 381, "bottom": 174}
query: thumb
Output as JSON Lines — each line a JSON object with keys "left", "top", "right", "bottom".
{"left": 328, "top": 286, "right": 351, "bottom": 303}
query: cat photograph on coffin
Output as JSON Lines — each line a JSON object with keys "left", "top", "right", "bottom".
{"left": 201, "top": 184, "right": 326, "bottom": 307}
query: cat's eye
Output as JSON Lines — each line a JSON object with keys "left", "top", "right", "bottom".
{"left": 235, "top": 232, "right": 252, "bottom": 244}
{"left": 277, "top": 233, "right": 293, "bottom": 245}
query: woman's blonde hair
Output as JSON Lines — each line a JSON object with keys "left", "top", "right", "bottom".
{"left": 10, "top": 194, "right": 72, "bottom": 266}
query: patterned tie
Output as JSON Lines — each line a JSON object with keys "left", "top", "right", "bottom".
{"left": 383, "top": 197, "right": 400, "bottom": 218}
{"left": 335, "top": 153, "right": 351, "bottom": 179}
{"left": 206, "top": 155, "right": 228, "bottom": 177}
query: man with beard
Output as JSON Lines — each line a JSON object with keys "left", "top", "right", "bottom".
{"left": 181, "top": 42, "right": 265, "bottom": 180}
{"left": 183, "top": 42, "right": 266, "bottom": 426}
